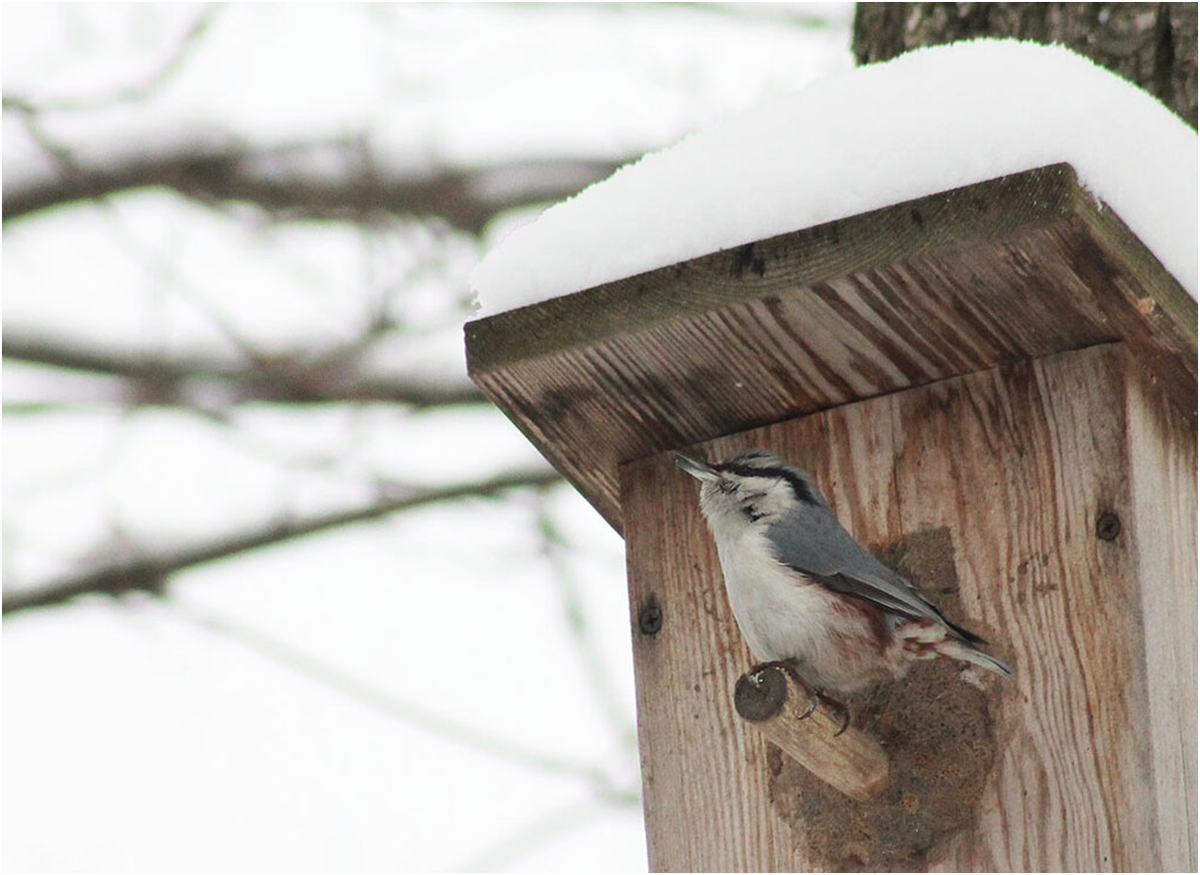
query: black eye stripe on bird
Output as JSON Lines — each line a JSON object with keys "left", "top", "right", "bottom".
{"left": 715, "top": 463, "right": 824, "bottom": 506}
{"left": 674, "top": 448, "right": 1011, "bottom": 733}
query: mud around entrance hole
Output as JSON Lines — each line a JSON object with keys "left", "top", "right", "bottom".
{"left": 767, "top": 527, "right": 1004, "bottom": 871}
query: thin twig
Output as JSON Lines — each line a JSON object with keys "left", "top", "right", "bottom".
{"left": 2, "top": 468, "right": 563, "bottom": 615}
{"left": 448, "top": 799, "right": 613, "bottom": 873}
{"left": 535, "top": 497, "right": 638, "bottom": 752}
{"left": 3, "top": 144, "right": 625, "bottom": 231}
{"left": 2, "top": 7, "right": 223, "bottom": 115}
{"left": 159, "top": 595, "right": 618, "bottom": 789}
{"left": 2, "top": 331, "right": 486, "bottom": 408}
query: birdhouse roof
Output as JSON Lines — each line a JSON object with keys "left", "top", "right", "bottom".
{"left": 465, "top": 42, "right": 1197, "bottom": 532}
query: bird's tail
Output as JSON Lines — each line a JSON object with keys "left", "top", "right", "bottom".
{"left": 935, "top": 638, "right": 1013, "bottom": 679}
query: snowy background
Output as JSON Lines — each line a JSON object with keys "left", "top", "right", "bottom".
{"left": 2, "top": 4, "right": 854, "bottom": 872}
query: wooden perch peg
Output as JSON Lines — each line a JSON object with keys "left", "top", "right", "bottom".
{"left": 734, "top": 666, "right": 888, "bottom": 802}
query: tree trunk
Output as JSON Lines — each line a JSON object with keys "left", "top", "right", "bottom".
{"left": 853, "top": 3, "right": 1198, "bottom": 130}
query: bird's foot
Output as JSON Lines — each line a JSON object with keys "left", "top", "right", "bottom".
{"left": 815, "top": 691, "right": 851, "bottom": 737}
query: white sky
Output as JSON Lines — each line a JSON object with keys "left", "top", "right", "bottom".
{"left": 2, "top": 4, "right": 854, "bottom": 872}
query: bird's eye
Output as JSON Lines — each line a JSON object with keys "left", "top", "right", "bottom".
{"left": 718, "top": 479, "right": 737, "bottom": 494}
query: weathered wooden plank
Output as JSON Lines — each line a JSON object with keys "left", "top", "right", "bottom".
{"left": 1127, "top": 363, "right": 1198, "bottom": 870}
{"left": 467, "top": 164, "right": 1196, "bottom": 533}
{"left": 621, "top": 343, "right": 1192, "bottom": 871}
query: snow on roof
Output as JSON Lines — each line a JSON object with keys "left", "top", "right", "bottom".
{"left": 471, "top": 39, "right": 1197, "bottom": 317}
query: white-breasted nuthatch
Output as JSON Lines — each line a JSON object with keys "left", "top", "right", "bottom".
{"left": 676, "top": 449, "right": 1011, "bottom": 727}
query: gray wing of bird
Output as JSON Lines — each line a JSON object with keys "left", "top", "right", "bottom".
{"left": 765, "top": 501, "right": 943, "bottom": 624}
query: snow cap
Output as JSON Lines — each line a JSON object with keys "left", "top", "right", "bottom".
{"left": 471, "top": 39, "right": 1197, "bottom": 316}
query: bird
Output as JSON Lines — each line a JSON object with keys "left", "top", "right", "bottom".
{"left": 675, "top": 448, "right": 1011, "bottom": 732}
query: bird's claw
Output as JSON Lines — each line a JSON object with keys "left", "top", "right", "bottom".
{"left": 816, "top": 691, "right": 851, "bottom": 736}
{"left": 797, "top": 694, "right": 818, "bottom": 721}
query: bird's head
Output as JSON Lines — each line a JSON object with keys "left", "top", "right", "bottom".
{"left": 674, "top": 448, "right": 828, "bottom": 529}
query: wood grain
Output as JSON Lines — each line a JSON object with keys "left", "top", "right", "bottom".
{"left": 621, "top": 344, "right": 1195, "bottom": 871}
{"left": 467, "top": 164, "right": 1196, "bottom": 533}
{"left": 1126, "top": 362, "right": 1198, "bottom": 870}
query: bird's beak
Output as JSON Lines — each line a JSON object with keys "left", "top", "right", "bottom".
{"left": 674, "top": 452, "right": 719, "bottom": 482}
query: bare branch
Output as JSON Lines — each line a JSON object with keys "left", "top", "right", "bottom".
{"left": 2, "top": 468, "right": 563, "bottom": 616}
{"left": 162, "top": 595, "right": 620, "bottom": 789}
{"left": 2, "top": 138, "right": 625, "bottom": 232}
{"left": 3, "top": 6, "right": 223, "bottom": 115}
{"left": 536, "top": 499, "right": 637, "bottom": 751}
{"left": 2, "top": 331, "right": 485, "bottom": 408}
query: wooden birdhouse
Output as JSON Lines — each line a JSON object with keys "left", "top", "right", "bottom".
{"left": 465, "top": 39, "right": 1199, "bottom": 870}
{"left": 466, "top": 157, "right": 1196, "bottom": 870}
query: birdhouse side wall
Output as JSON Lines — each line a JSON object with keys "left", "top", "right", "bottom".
{"left": 621, "top": 342, "right": 1190, "bottom": 871}
{"left": 1126, "top": 362, "right": 1198, "bottom": 870}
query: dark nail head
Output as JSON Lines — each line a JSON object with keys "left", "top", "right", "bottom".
{"left": 1096, "top": 512, "right": 1121, "bottom": 541}
{"left": 638, "top": 601, "right": 663, "bottom": 636}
